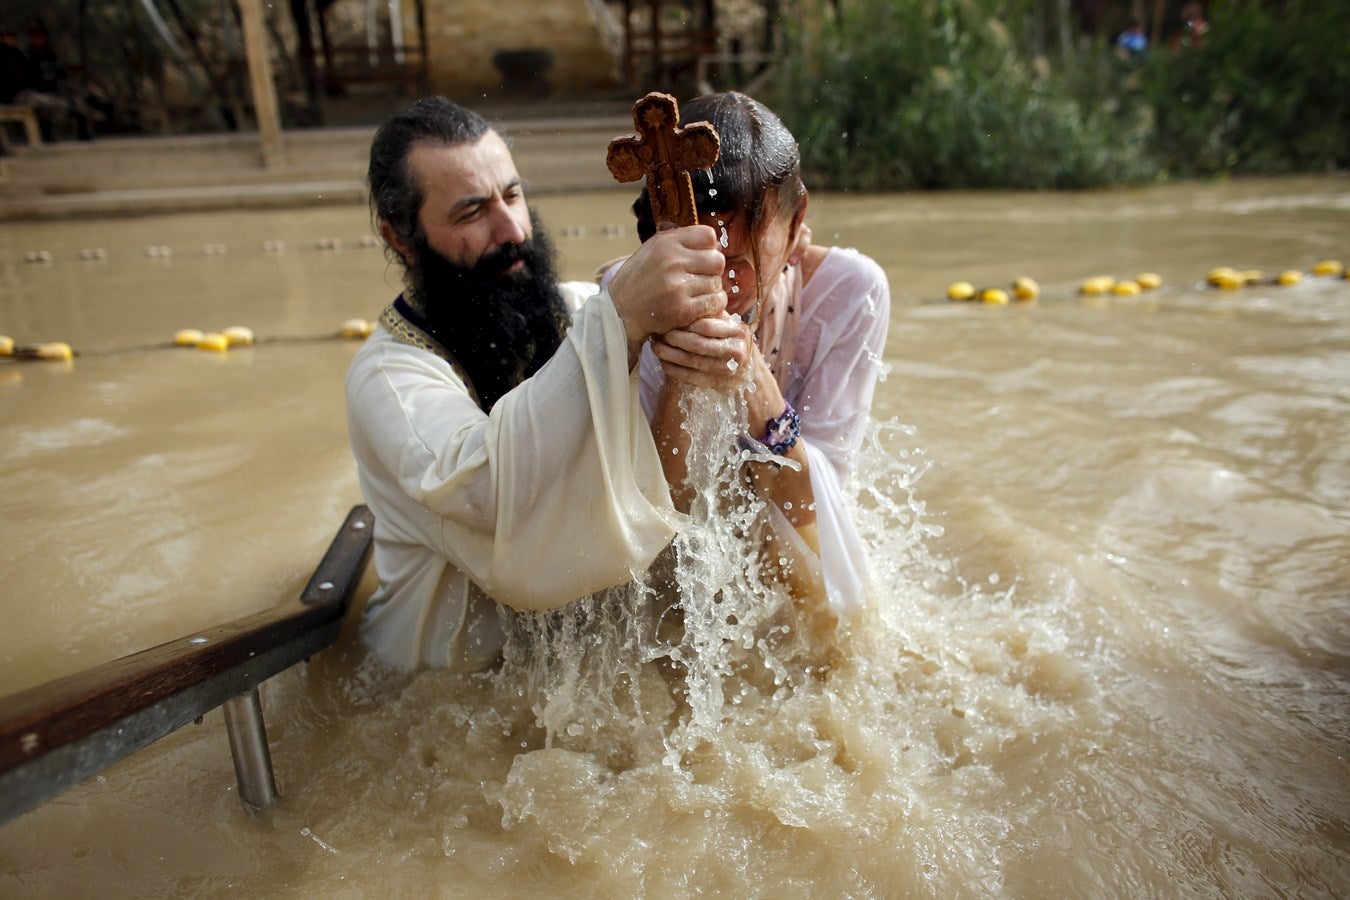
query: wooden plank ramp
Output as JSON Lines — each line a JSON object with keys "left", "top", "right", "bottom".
{"left": 0, "top": 504, "right": 374, "bottom": 824}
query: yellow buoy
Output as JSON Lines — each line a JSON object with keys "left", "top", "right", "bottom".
{"left": 980, "top": 288, "right": 1010, "bottom": 305}
{"left": 1207, "top": 266, "right": 1239, "bottom": 286}
{"left": 1012, "top": 276, "right": 1040, "bottom": 301}
{"left": 340, "top": 318, "right": 374, "bottom": 339}
{"left": 1312, "top": 259, "right": 1343, "bottom": 277}
{"left": 1214, "top": 272, "right": 1244, "bottom": 291}
{"left": 35, "top": 342, "right": 74, "bottom": 361}
{"left": 946, "top": 281, "right": 975, "bottom": 301}
{"left": 1079, "top": 275, "right": 1115, "bottom": 296}
{"left": 1136, "top": 272, "right": 1163, "bottom": 291}
{"left": 0, "top": 335, "right": 13, "bottom": 356}
{"left": 174, "top": 328, "right": 203, "bottom": 347}
{"left": 1112, "top": 280, "right": 1142, "bottom": 296}
{"left": 197, "top": 332, "right": 229, "bottom": 353}
{"left": 1277, "top": 270, "right": 1303, "bottom": 286}
{"left": 223, "top": 325, "right": 255, "bottom": 347}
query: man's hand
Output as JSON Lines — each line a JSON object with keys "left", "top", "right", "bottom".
{"left": 607, "top": 225, "right": 726, "bottom": 364}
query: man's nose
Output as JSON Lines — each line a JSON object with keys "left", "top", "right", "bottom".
{"left": 490, "top": 203, "right": 528, "bottom": 246}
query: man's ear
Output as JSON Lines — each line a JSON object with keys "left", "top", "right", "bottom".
{"left": 379, "top": 219, "right": 417, "bottom": 266}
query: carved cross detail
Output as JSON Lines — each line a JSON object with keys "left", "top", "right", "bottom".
{"left": 606, "top": 92, "right": 720, "bottom": 228}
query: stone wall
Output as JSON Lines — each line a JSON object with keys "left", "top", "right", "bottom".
{"left": 418, "top": 0, "right": 622, "bottom": 98}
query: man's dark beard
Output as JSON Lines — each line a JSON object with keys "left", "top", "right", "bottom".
{"left": 409, "top": 215, "right": 568, "bottom": 411}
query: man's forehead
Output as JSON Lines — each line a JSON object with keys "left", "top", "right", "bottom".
{"left": 409, "top": 131, "right": 519, "bottom": 201}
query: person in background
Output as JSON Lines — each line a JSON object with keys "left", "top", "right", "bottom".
{"left": 1116, "top": 17, "right": 1149, "bottom": 59}
{"left": 1172, "top": 1, "right": 1209, "bottom": 50}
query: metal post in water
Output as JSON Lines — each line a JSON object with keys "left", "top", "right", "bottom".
{"left": 222, "top": 686, "right": 278, "bottom": 810}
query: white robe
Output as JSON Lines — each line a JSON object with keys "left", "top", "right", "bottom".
{"left": 345, "top": 283, "right": 676, "bottom": 670}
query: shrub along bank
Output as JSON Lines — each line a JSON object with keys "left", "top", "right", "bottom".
{"left": 777, "top": 0, "right": 1348, "bottom": 190}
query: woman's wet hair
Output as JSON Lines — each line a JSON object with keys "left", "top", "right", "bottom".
{"left": 368, "top": 96, "right": 491, "bottom": 247}
{"left": 632, "top": 92, "right": 806, "bottom": 243}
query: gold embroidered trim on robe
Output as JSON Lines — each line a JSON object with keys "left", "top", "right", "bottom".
{"left": 379, "top": 295, "right": 481, "bottom": 407}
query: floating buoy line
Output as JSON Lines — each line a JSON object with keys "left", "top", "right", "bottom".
{"left": 0, "top": 319, "right": 376, "bottom": 363}
{"left": 10, "top": 234, "right": 384, "bottom": 267}
{"left": 3, "top": 247, "right": 1345, "bottom": 363}
{"left": 941, "top": 258, "right": 1346, "bottom": 306}
{"left": 6, "top": 226, "right": 636, "bottom": 268}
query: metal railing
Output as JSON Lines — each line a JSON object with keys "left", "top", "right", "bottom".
{"left": 0, "top": 505, "right": 373, "bottom": 825}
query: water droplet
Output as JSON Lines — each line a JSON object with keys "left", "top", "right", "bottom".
{"left": 726, "top": 359, "right": 739, "bottom": 372}
{"left": 708, "top": 189, "right": 718, "bottom": 197}
{"left": 731, "top": 286, "right": 739, "bottom": 294}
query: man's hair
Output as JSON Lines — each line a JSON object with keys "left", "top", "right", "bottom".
{"left": 632, "top": 91, "right": 805, "bottom": 243}
{"left": 368, "top": 96, "right": 492, "bottom": 248}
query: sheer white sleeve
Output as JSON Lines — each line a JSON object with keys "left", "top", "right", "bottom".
{"left": 791, "top": 249, "right": 891, "bottom": 613}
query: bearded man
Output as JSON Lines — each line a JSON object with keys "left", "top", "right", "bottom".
{"left": 345, "top": 97, "right": 727, "bottom": 671}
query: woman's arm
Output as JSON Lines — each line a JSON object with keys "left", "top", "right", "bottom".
{"left": 648, "top": 311, "right": 816, "bottom": 531}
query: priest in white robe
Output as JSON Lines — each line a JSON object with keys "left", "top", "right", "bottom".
{"left": 347, "top": 97, "right": 727, "bottom": 670}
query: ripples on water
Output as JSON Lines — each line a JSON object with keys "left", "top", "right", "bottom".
{"left": 1, "top": 185, "right": 1348, "bottom": 896}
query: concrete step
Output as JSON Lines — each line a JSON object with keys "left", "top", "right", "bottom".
{"left": 0, "top": 112, "right": 635, "bottom": 219}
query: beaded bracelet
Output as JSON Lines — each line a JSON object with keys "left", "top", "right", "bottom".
{"left": 762, "top": 402, "right": 801, "bottom": 456}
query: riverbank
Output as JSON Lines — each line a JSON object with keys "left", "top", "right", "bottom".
{"left": 0, "top": 100, "right": 635, "bottom": 221}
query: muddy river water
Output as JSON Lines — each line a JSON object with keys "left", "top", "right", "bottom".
{"left": 1, "top": 175, "right": 1347, "bottom": 896}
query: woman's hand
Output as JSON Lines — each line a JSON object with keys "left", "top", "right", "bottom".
{"left": 650, "top": 311, "right": 752, "bottom": 391}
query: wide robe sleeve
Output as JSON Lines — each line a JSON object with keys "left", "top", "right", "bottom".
{"left": 346, "top": 289, "right": 676, "bottom": 613}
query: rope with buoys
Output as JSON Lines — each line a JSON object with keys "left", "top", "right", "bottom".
{"left": 5, "top": 255, "right": 1345, "bottom": 363}
{"left": 7, "top": 225, "right": 633, "bottom": 269}
{"left": 10, "top": 235, "right": 383, "bottom": 268}
{"left": 943, "top": 258, "right": 1346, "bottom": 305}
{"left": 0, "top": 320, "right": 376, "bottom": 364}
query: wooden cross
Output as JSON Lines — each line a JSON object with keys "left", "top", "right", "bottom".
{"left": 606, "top": 92, "right": 720, "bottom": 228}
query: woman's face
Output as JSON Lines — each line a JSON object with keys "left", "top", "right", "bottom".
{"left": 701, "top": 203, "right": 797, "bottom": 320}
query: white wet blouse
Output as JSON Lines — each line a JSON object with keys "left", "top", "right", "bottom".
{"left": 345, "top": 284, "right": 677, "bottom": 670}
{"left": 636, "top": 246, "right": 890, "bottom": 614}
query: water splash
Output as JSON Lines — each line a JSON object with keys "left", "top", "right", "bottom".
{"left": 497, "top": 382, "right": 830, "bottom": 769}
